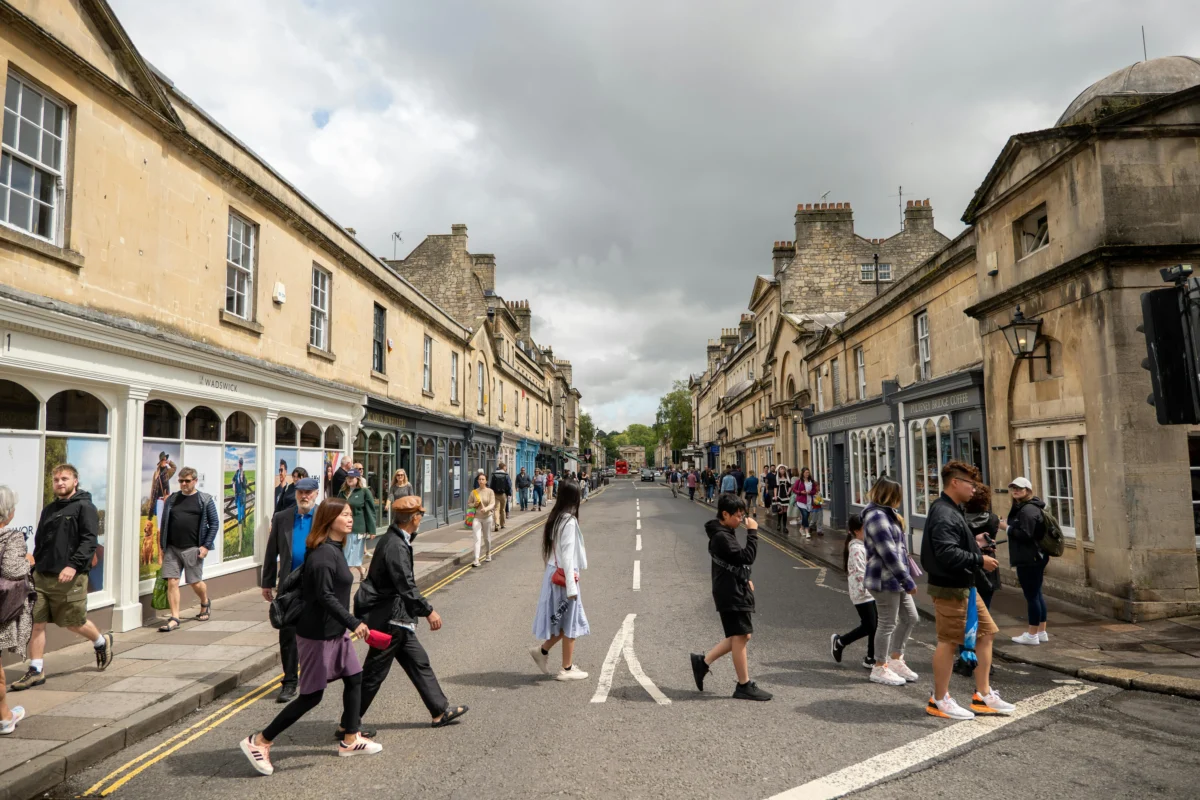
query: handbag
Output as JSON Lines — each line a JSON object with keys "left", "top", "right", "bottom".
{"left": 151, "top": 569, "right": 170, "bottom": 610}
{"left": 464, "top": 508, "right": 476, "bottom": 528}
{"left": 906, "top": 553, "right": 923, "bottom": 579}
{"left": 269, "top": 564, "right": 306, "bottom": 630}
{"left": 0, "top": 533, "right": 35, "bottom": 626}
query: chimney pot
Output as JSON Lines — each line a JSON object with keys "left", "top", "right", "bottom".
{"left": 924, "top": 198, "right": 930, "bottom": 207}
{"left": 345, "top": 227, "right": 356, "bottom": 236}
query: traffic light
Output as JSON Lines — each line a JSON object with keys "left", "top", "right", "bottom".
{"left": 1139, "top": 267, "right": 1200, "bottom": 424}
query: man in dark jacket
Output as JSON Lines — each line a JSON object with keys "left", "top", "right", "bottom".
{"left": 354, "top": 495, "right": 467, "bottom": 731}
{"left": 489, "top": 464, "right": 512, "bottom": 530}
{"left": 261, "top": 477, "right": 320, "bottom": 703}
{"left": 11, "top": 464, "right": 113, "bottom": 691}
{"left": 516, "top": 468, "right": 532, "bottom": 512}
{"left": 921, "top": 460, "right": 1012, "bottom": 721}
{"left": 1006, "top": 476, "right": 1050, "bottom": 646}
{"left": 330, "top": 456, "right": 352, "bottom": 498}
{"left": 689, "top": 493, "right": 771, "bottom": 701}
{"left": 732, "top": 465, "right": 745, "bottom": 496}
{"left": 156, "top": 467, "right": 220, "bottom": 632}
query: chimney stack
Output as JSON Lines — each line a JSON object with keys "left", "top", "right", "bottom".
{"left": 511, "top": 299, "right": 532, "bottom": 342}
{"left": 471, "top": 253, "right": 496, "bottom": 294}
{"left": 903, "top": 198, "right": 935, "bottom": 232}
{"left": 772, "top": 241, "right": 795, "bottom": 276}
{"left": 794, "top": 201, "right": 854, "bottom": 247}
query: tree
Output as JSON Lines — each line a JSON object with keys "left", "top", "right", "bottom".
{"left": 579, "top": 411, "right": 596, "bottom": 461}
{"left": 623, "top": 423, "right": 658, "bottom": 465}
{"left": 656, "top": 380, "right": 693, "bottom": 452}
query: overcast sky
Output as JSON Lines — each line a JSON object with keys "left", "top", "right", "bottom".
{"left": 111, "top": 0, "right": 1200, "bottom": 432}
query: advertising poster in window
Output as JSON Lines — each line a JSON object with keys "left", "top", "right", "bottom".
{"left": 297, "top": 450, "right": 324, "bottom": 501}
{"left": 0, "top": 435, "right": 43, "bottom": 558}
{"left": 452, "top": 457, "right": 461, "bottom": 500}
{"left": 275, "top": 448, "right": 298, "bottom": 512}
{"left": 139, "top": 442, "right": 180, "bottom": 580}
{"left": 323, "top": 451, "right": 340, "bottom": 499}
{"left": 186, "top": 443, "right": 225, "bottom": 571}
{"left": 45, "top": 437, "right": 109, "bottom": 593}
{"left": 223, "top": 445, "right": 256, "bottom": 561}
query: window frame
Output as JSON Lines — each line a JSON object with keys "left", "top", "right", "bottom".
{"left": 372, "top": 304, "right": 387, "bottom": 374}
{"left": 855, "top": 347, "right": 866, "bottom": 400}
{"left": 1016, "top": 203, "right": 1050, "bottom": 258}
{"left": 422, "top": 335, "right": 432, "bottom": 393}
{"left": 1040, "top": 437, "right": 1076, "bottom": 536}
{"left": 831, "top": 358, "right": 841, "bottom": 406}
{"left": 2, "top": 71, "right": 69, "bottom": 244}
{"left": 860, "top": 263, "right": 875, "bottom": 282}
{"left": 477, "top": 362, "right": 485, "bottom": 414}
{"left": 915, "top": 312, "right": 931, "bottom": 380}
{"left": 907, "top": 414, "right": 951, "bottom": 517}
{"left": 816, "top": 369, "right": 825, "bottom": 413}
{"left": 309, "top": 263, "right": 330, "bottom": 351}
{"left": 450, "top": 351, "right": 459, "bottom": 404}
{"left": 225, "top": 210, "right": 258, "bottom": 321}
{"left": 877, "top": 263, "right": 892, "bottom": 281}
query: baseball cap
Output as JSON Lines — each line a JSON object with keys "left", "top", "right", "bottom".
{"left": 346, "top": 468, "right": 362, "bottom": 477}
{"left": 294, "top": 477, "right": 320, "bottom": 491}
{"left": 393, "top": 495, "right": 425, "bottom": 514}
{"left": 1008, "top": 476, "right": 1033, "bottom": 490}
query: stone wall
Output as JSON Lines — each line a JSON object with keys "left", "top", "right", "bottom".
{"left": 388, "top": 226, "right": 490, "bottom": 328}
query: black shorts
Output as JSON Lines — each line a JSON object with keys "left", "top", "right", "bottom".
{"left": 719, "top": 610, "right": 754, "bottom": 638}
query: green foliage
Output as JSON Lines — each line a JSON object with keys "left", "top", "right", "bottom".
{"left": 656, "top": 380, "right": 693, "bottom": 452}
{"left": 579, "top": 411, "right": 596, "bottom": 457}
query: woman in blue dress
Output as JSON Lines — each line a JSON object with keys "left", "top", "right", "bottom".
{"left": 529, "top": 480, "right": 590, "bottom": 681}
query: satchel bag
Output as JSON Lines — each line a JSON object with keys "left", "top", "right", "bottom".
{"left": 151, "top": 569, "right": 170, "bottom": 610}
{"left": 0, "top": 534, "right": 34, "bottom": 626}
{"left": 269, "top": 564, "right": 306, "bottom": 630}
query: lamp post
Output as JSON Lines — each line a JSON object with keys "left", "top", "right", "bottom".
{"left": 999, "top": 305, "right": 1050, "bottom": 368}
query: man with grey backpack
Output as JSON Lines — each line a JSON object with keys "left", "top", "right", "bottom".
{"left": 1006, "top": 476, "right": 1062, "bottom": 646}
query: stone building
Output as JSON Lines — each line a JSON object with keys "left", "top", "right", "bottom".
{"left": 618, "top": 444, "right": 646, "bottom": 472}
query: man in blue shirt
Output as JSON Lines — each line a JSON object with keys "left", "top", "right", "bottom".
{"left": 720, "top": 468, "right": 737, "bottom": 495}
{"left": 262, "top": 477, "right": 319, "bottom": 703}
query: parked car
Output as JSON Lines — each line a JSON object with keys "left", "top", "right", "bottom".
{"left": 640, "top": 468, "right": 655, "bottom": 482}
{"left": 604, "top": 468, "right": 616, "bottom": 477}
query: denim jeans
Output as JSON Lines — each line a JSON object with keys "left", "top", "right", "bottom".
{"left": 1016, "top": 558, "right": 1049, "bottom": 625}
{"left": 534, "top": 485, "right": 544, "bottom": 507}
{"left": 519, "top": 487, "right": 530, "bottom": 510}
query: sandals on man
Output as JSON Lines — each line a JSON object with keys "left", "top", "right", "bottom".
{"left": 196, "top": 602, "right": 211, "bottom": 622}
{"left": 431, "top": 704, "right": 469, "bottom": 728}
{"left": 158, "top": 617, "right": 181, "bottom": 632}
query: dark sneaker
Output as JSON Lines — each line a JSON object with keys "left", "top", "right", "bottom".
{"left": 690, "top": 653, "right": 710, "bottom": 691}
{"left": 276, "top": 684, "right": 297, "bottom": 704}
{"left": 861, "top": 656, "right": 876, "bottom": 670}
{"left": 830, "top": 634, "right": 844, "bottom": 664}
{"left": 95, "top": 632, "right": 114, "bottom": 671}
{"left": 10, "top": 667, "right": 45, "bottom": 691}
{"left": 733, "top": 680, "right": 772, "bottom": 701}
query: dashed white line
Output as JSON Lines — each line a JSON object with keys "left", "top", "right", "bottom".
{"left": 766, "top": 684, "right": 1096, "bottom": 799}
{"left": 637, "top": 510, "right": 641, "bottom": 518}
{"left": 632, "top": 560, "right": 641, "bottom": 591}
{"left": 636, "top": 519, "right": 641, "bottom": 530}
{"left": 636, "top": 534, "right": 642, "bottom": 551}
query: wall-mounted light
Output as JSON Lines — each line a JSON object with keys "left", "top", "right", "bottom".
{"left": 999, "top": 305, "right": 1049, "bottom": 368}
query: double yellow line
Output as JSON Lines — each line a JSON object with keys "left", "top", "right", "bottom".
{"left": 83, "top": 514, "right": 549, "bottom": 797}
{"left": 756, "top": 527, "right": 822, "bottom": 569}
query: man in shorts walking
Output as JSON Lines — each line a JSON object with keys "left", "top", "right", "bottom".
{"left": 11, "top": 464, "right": 113, "bottom": 691}
{"left": 921, "top": 460, "right": 1014, "bottom": 720}
{"left": 689, "top": 493, "right": 771, "bottom": 701}
{"left": 156, "top": 467, "right": 220, "bottom": 632}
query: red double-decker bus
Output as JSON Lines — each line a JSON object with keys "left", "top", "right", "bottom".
{"left": 614, "top": 459, "right": 629, "bottom": 476}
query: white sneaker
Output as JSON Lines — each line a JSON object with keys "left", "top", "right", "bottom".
{"left": 1011, "top": 632, "right": 1041, "bottom": 646}
{"left": 239, "top": 734, "right": 274, "bottom": 776}
{"left": 1038, "top": 631, "right": 1049, "bottom": 643}
{"left": 970, "top": 690, "right": 1016, "bottom": 716}
{"left": 887, "top": 658, "right": 919, "bottom": 682}
{"left": 0, "top": 706, "right": 24, "bottom": 735}
{"left": 926, "top": 693, "right": 974, "bottom": 720}
{"left": 869, "top": 664, "right": 906, "bottom": 686}
{"left": 555, "top": 667, "right": 589, "bottom": 681}
{"left": 338, "top": 733, "right": 383, "bottom": 756}
{"left": 530, "top": 645, "right": 550, "bottom": 674}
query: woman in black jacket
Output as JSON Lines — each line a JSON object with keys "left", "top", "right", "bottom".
{"left": 240, "top": 498, "right": 378, "bottom": 776}
{"left": 1007, "top": 479, "right": 1049, "bottom": 646}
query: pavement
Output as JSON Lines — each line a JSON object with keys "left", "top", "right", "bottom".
{"left": 684, "top": 485, "right": 1200, "bottom": 701}
{"left": 0, "top": 495, "right": 572, "bottom": 800}
{"left": 16, "top": 480, "right": 1200, "bottom": 800}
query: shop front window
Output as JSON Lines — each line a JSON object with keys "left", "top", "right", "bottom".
{"left": 300, "top": 421, "right": 322, "bottom": 448}
{"left": 849, "top": 424, "right": 894, "bottom": 506}
{"left": 275, "top": 417, "right": 298, "bottom": 447}
{"left": 909, "top": 414, "right": 951, "bottom": 516}
{"left": 186, "top": 406, "right": 221, "bottom": 442}
{"left": 1041, "top": 438, "right": 1075, "bottom": 534}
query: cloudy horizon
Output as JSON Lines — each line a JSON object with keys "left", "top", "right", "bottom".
{"left": 110, "top": 0, "right": 1200, "bottom": 432}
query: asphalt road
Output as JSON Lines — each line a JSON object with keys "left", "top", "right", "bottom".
{"left": 56, "top": 481, "right": 1200, "bottom": 799}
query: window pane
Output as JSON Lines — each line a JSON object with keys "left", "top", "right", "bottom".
{"left": 45, "top": 390, "right": 107, "bottom": 434}
{"left": 17, "top": 119, "right": 38, "bottom": 160}
{"left": 143, "top": 399, "right": 180, "bottom": 438}
{"left": 18, "top": 85, "right": 41, "bottom": 122}
{"left": 275, "top": 417, "right": 298, "bottom": 446}
{"left": 9, "top": 157, "right": 32, "bottom": 193}
{"left": 924, "top": 419, "right": 939, "bottom": 511}
{"left": 2, "top": 109, "right": 16, "bottom": 148}
{"left": 8, "top": 190, "right": 30, "bottom": 231}
{"left": 34, "top": 200, "right": 52, "bottom": 238}
{"left": 226, "top": 411, "right": 256, "bottom": 443}
{"left": 0, "top": 378, "right": 39, "bottom": 429}
{"left": 184, "top": 406, "right": 221, "bottom": 441}
{"left": 4, "top": 77, "right": 17, "bottom": 111}
{"left": 33, "top": 169, "right": 53, "bottom": 203}
{"left": 300, "top": 421, "right": 322, "bottom": 448}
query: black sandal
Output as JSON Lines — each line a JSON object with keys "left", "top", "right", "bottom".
{"left": 431, "top": 704, "right": 469, "bottom": 728}
{"left": 196, "top": 602, "right": 211, "bottom": 622}
{"left": 158, "top": 617, "right": 181, "bottom": 632}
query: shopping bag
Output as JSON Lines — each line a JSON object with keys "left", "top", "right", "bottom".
{"left": 465, "top": 508, "right": 476, "bottom": 528}
{"left": 151, "top": 569, "right": 169, "bottom": 610}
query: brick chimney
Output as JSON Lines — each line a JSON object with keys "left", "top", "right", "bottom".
{"left": 471, "top": 253, "right": 496, "bottom": 294}
{"left": 903, "top": 199, "right": 935, "bottom": 232}
{"left": 720, "top": 327, "right": 739, "bottom": 354}
{"left": 772, "top": 241, "right": 795, "bottom": 276}
{"left": 794, "top": 202, "right": 855, "bottom": 247}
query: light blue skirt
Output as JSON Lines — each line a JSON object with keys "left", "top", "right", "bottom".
{"left": 344, "top": 533, "right": 367, "bottom": 567}
{"left": 533, "top": 563, "right": 590, "bottom": 640}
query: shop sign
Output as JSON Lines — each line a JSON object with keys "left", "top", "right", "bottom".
{"left": 904, "top": 388, "right": 980, "bottom": 418}
{"left": 198, "top": 374, "right": 238, "bottom": 392}
{"left": 810, "top": 402, "right": 891, "bottom": 434}
{"left": 365, "top": 410, "right": 409, "bottom": 429}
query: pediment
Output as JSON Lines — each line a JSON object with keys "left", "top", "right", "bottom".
{"left": 748, "top": 275, "right": 777, "bottom": 309}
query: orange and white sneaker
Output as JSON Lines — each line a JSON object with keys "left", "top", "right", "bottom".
{"left": 926, "top": 693, "right": 974, "bottom": 720}
{"left": 970, "top": 690, "right": 1016, "bottom": 716}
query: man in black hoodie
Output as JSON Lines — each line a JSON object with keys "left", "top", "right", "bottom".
{"left": 1007, "top": 476, "right": 1050, "bottom": 646}
{"left": 489, "top": 463, "right": 512, "bottom": 530}
{"left": 689, "top": 493, "right": 771, "bottom": 701}
{"left": 11, "top": 464, "right": 114, "bottom": 691}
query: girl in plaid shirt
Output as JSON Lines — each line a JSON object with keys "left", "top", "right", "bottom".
{"left": 862, "top": 477, "right": 920, "bottom": 687}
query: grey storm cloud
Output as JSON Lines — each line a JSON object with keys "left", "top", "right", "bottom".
{"left": 112, "top": 0, "right": 1200, "bottom": 430}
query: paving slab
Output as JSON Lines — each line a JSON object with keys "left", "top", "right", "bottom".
{"left": 8, "top": 689, "right": 84, "bottom": 716}
{"left": 217, "top": 631, "right": 281, "bottom": 646}
{"left": 40, "top": 690, "right": 164, "bottom": 720}
{"left": 0, "top": 738, "right": 63, "bottom": 773}
{"left": 117, "top": 643, "right": 206, "bottom": 661}
{"left": 122, "top": 631, "right": 231, "bottom": 646}
{"left": 140, "top": 658, "right": 235, "bottom": 679}
{"left": 190, "top": 620, "right": 259, "bottom": 633}
{"left": 100, "top": 676, "right": 196, "bottom": 694}
{"left": 188, "top": 644, "right": 264, "bottom": 661}
{"left": 3, "top": 715, "right": 107, "bottom": 741}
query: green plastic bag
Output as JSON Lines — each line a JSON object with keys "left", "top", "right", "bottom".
{"left": 152, "top": 569, "right": 169, "bottom": 610}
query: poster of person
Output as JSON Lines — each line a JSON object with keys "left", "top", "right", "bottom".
{"left": 139, "top": 442, "right": 180, "bottom": 580}
{"left": 223, "top": 445, "right": 256, "bottom": 561}
{"left": 275, "top": 447, "right": 298, "bottom": 512}
{"left": 323, "top": 450, "right": 340, "bottom": 499}
{"left": 0, "top": 435, "right": 41, "bottom": 556}
{"left": 44, "top": 437, "right": 109, "bottom": 593}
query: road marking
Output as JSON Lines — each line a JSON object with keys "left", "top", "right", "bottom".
{"left": 637, "top": 510, "right": 640, "bottom": 518}
{"left": 815, "top": 567, "right": 848, "bottom": 595}
{"left": 633, "top": 559, "right": 641, "bottom": 591}
{"left": 590, "top": 613, "right": 670, "bottom": 706}
{"left": 636, "top": 519, "right": 641, "bottom": 530}
{"left": 636, "top": 534, "right": 642, "bottom": 551}
{"left": 766, "top": 684, "right": 1096, "bottom": 800}
{"left": 757, "top": 533, "right": 820, "bottom": 568}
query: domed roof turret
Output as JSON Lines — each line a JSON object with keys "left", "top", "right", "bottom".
{"left": 1057, "top": 56, "right": 1200, "bottom": 126}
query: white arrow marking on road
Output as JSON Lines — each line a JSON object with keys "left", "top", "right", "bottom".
{"left": 636, "top": 534, "right": 642, "bottom": 551}
{"left": 633, "top": 560, "right": 641, "bottom": 591}
{"left": 590, "top": 613, "right": 670, "bottom": 706}
{"left": 766, "top": 683, "right": 1095, "bottom": 800}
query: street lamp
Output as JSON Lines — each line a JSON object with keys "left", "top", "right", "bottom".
{"left": 999, "top": 305, "right": 1049, "bottom": 365}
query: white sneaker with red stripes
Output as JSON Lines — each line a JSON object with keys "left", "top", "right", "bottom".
{"left": 239, "top": 734, "right": 274, "bottom": 775}
{"left": 338, "top": 733, "right": 383, "bottom": 756}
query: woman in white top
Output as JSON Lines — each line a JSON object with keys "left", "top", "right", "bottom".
{"left": 469, "top": 472, "right": 496, "bottom": 568}
{"left": 529, "top": 480, "right": 590, "bottom": 681}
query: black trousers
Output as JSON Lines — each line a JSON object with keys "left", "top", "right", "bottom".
{"left": 279, "top": 626, "right": 298, "bottom": 688}
{"left": 838, "top": 601, "right": 878, "bottom": 660}
{"left": 263, "top": 672, "right": 362, "bottom": 741}
{"left": 359, "top": 628, "right": 448, "bottom": 719}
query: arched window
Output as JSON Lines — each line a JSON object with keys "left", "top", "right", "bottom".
{"left": 275, "top": 417, "right": 298, "bottom": 447}
{"left": 0, "top": 379, "right": 39, "bottom": 430}
{"left": 786, "top": 377, "right": 796, "bottom": 398}
{"left": 324, "top": 425, "right": 344, "bottom": 449}
{"left": 354, "top": 429, "right": 367, "bottom": 451}
{"left": 185, "top": 406, "right": 221, "bottom": 441}
{"left": 143, "top": 400, "right": 180, "bottom": 438}
{"left": 300, "top": 421, "right": 322, "bottom": 448}
{"left": 225, "top": 411, "right": 255, "bottom": 444}
{"left": 47, "top": 390, "right": 107, "bottom": 434}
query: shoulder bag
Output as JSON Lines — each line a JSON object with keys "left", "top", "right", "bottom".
{"left": 0, "top": 532, "right": 34, "bottom": 626}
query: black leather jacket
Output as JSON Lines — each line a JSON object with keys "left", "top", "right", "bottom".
{"left": 920, "top": 494, "right": 983, "bottom": 590}
{"left": 354, "top": 524, "right": 433, "bottom": 630}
